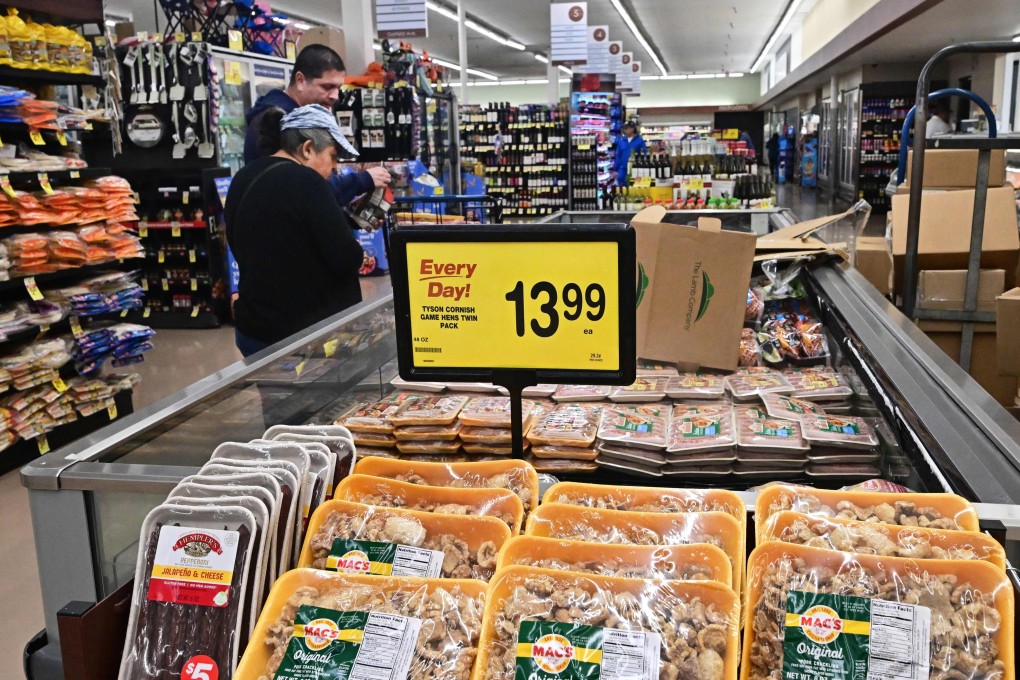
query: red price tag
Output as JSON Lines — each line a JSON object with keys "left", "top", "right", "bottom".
{"left": 181, "top": 656, "right": 218, "bottom": 680}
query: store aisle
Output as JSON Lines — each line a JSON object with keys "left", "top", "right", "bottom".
{"left": 0, "top": 278, "right": 392, "bottom": 674}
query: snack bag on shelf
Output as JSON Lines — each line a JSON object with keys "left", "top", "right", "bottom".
{"left": 5, "top": 9, "right": 31, "bottom": 69}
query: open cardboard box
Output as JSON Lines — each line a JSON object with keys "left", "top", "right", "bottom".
{"left": 755, "top": 206, "right": 856, "bottom": 262}
{"left": 997, "top": 287, "right": 1020, "bottom": 376}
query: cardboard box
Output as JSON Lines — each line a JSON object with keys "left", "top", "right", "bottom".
{"left": 297, "top": 27, "right": 347, "bottom": 60}
{"left": 633, "top": 206, "right": 756, "bottom": 370}
{"left": 905, "top": 149, "right": 1006, "bottom": 188}
{"left": 890, "top": 186, "right": 1020, "bottom": 294}
{"left": 916, "top": 269, "right": 1004, "bottom": 313}
{"left": 996, "top": 287, "right": 1020, "bottom": 375}
{"left": 854, "top": 236, "right": 893, "bottom": 295}
{"left": 919, "top": 320, "right": 1019, "bottom": 406}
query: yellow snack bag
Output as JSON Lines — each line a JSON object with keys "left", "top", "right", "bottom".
{"left": 0, "top": 14, "right": 12, "bottom": 66}
{"left": 24, "top": 15, "right": 47, "bottom": 69}
{"left": 6, "top": 9, "right": 32, "bottom": 69}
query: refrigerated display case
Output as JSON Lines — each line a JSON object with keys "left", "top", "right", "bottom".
{"left": 19, "top": 210, "right": 1020, "bottom": 677}
{"left": 209, "top": 47, "right": 292, "bottom": 174}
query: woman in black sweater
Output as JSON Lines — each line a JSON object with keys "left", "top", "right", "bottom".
{"left": 225, "top": 104, "right": 364, "bottom": 357}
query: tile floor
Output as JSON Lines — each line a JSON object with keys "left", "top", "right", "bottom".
{"left": 1, "top": 277, "right": 392, "bottom": 677}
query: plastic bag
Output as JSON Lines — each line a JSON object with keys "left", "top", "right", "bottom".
{"left": 743, "top": 542, "right": 1013, "bottom": 680}
{"left": 543, "top": 481, "right": 745, "bottom": 521}
{"left": 333, "top": 473, "right": 524, "bottom": 533}
{"left": 299, "top": 499, "right": 509, "bottom": 580}
{"left": 528, "top": 403, "right": 601, "bottom": 447}
{"left": 233, "top": 569, "right": 485, "bottom": 680}
{"left": 476, "top": 566, "right": 740, "bottom": 680}
{"left": 598, "top": 404, "right": 669, "bottom": 449}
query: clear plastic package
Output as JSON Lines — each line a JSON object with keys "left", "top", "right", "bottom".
{"left": 299, "top": 499, "right": 509, "bottom": 581}
{"left": 353, "top": 431, "right": 398, "bottom": 447}
{"left": 353, "top": 457, "right": 539, "bottom": 517}
{"left": 395, "top": 439, "right": 462, "bottom": 454}
{"left": 760, "top": 393, "right": 825, "bottom": 421}
{"left": 390, "top": 395, "right": 469, "bottom": 426}
{"left": 390, "top": 375, "right": 446, "bottom": 392}
{"left": 608, "top": 377, "right": 668, "bottom": 403}
{"left": 543, "top": 482, "right": 745, "bottom": 521}
{"left": 233, "top": 569, "right": 485, "bottom": 680}
{"left": 393, "top": 422, "right": 463, "bottom": 441}
{"left": 760, "top": 510, "right": 1007, "bottom": 569}
{"left": 528, "top": 403, "right": 601, "bottom": 447}
{"left": 334, "top": 473, "right": 524, "bottom": 533}
{"left": 476, "top": 566, "right": 740, "bottom": 680}
{"left": 525, "top": 454, "right": 600, "bottom": 474}
{"left": 754, "top": 483, "right": 981, "bottom": 544}
{"left": 458, "top": 397, "right": 536, "bottom": 428}
{"left": 597, "top": 443, "right": 670, "bottom": 466}
{"left": 118, "top": 503, "right": 257, "bottom": 680}
{"left": 739, "top": 327, "right": 761, "bottom": 367}
{"left": 598, "top": 404, "right": 669, "bottom": 450}
{"left": 799, "top": 414, "right": 880, "bottom": 448}
{"left": 336, "top": 399, "right": 409, "bottom": 433}
{"left": 724, "top": 368, "right": 794, "bottom": 399}
{"left": 742, "top": 542, "right": 1014, "bottom": 680}
{"left": 267, "top": 433, "right": 342, "bottom": 499}
{"left": 783, "top": 368, "right": 854, "bottom": 400}
{"left": 667, "top": 407, "right": 735, "bottom": 453}
{"left": 496, "top": 535, "right": 733, "bottom": 585}
{"left": 459, "top": 426, "right": 512, "bottom": 444}
{"left": 666, "top": 372, "right": 727, "bottom": 400}
{"left": 530, "top": 444, "right": 599, "bottom": 460}
{"left": 462, "top": 443, "right": 516, "bottom": 455}
{"left": 521, "top": 384, "right": 557, "bottom": 398}
{"left": 551, "top": 384, "right": 612, "bottom": 402}
{"left": 526, "top": 503, "right": 745, "bottom": 593}
{"left": 596, "top": 454, "right": 663, "bottom": 477}
{"left": 734, "top": 411, "right": 810, "bottom": 452}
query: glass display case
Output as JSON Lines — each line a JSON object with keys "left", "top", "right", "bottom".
{"left": 20, "top": 210, "right": 1020, "bottom": 678}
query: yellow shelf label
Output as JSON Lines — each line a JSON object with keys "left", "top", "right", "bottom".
{"left": 56, "top": 131, "right": 67, "bottom": 146}
{"left": 25, "top": 277, "right": 43, "bottom": 301}
{"left": 191, "top": 306, "right": 200, "bottom": 318}
{"left": 29, "top": 129, "right": 44, "bottom": 145}
{"left": 189, "top": 249, "right": 196, "bottom": 263}
{"left": 38, "top": 173, "right": 54, "bottom": 194}
{"left": 108, "top": 403, "right": 118, "bottom": 420}
{"left": 37, "top": 435, "right": 49, "bottom": 455}
{"left": 53, "top": 377, "right": 68, "bottom": 393}
{"left": 323, "top": 339, "right": 340, "bottom": 358}
{"left": 70, "top": 316, "right": 83, "bottom": 337}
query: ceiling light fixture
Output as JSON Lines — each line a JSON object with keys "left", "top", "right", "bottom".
{"left": 558, "top": 65, "right": 573, "bottom": 75}
{"left": 1013, "top": 35, "right": 1020, "bottom": 42}
{"left": 430, "top": 56, "right": 499, "bottom": 81}
{"left": 640, "top": 75, "right": 661, "bottom": 81}
{"left": 728, "top": 72, "right": 745, "bottom": 77}
{"left": 291, "top": 21, "right": 313, "bottom": 30}
{"left": 750, "top": 0, "right": 805, "bottom": 73}
{"left": 505, "top": 40, "right": 526, "bottom": 51}
{"left": 425, "top": 1, "right": 458, "bottom": 20}
{"left": 534, "top": 54, "right": 549, "bottom": 64}
{"left": 687, "top": 73, "right": 716, "bottom": 79}
{"left": 608, "top": 0, "right": 668, "bottom": 75}
{"left": 660, "top": 74, "right": 688, "bottom": 80}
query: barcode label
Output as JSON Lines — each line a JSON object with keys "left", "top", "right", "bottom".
{"left": 349, "top": 613, "right": 421, "bottom": 680}
{"left": 414, "top": 347, "right": 442, "bottom": 353}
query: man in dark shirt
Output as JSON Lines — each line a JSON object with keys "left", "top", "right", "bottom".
{"left": 243, "top": 44, "right": 390, "bottom": 205}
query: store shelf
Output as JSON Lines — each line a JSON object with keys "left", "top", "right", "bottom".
{"left": 120, "top": 309, "right": 220, "bottom": 328}
{"left": 0, "top": 261, "right": 140, "bottom": 297}
{"left": 137, "top": 220, "right": 207, "bottom": 230}
{"left": 0, "top": 65, "right": 106, "bottom": 88}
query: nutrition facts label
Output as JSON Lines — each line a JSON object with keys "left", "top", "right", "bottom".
{"left": 349, "top": 613, "right": 422, "bottom": 680}
{"left": 389, "top": 545, "right": 444, "bottom": 578}
{"left": 866, "top": 600, "right": 931, "bottom": 680}
{"left": 600, "top": 629, "right": 661, "bottom": 680}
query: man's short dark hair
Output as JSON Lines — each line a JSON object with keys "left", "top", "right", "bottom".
{"left": 291, "top": 44, "right": 346, "bottom": 84}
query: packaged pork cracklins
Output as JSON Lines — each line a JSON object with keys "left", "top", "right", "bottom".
{"left": 334, "top": 473, "right": 525, "bottom": 533}
{"left": 543, "top": 481, "right": 745, "bottom": 521}
{"left": 118, "top": 504, "right": 257, "bottom": 680}
{"left": 233, "top": 569, "right": 485, "bottom": 680}
{"left": 476, "top": 566, "right": 740, "bottom": 680}
{"left": 299, "top": 499, "right": 509, "bottom": 581}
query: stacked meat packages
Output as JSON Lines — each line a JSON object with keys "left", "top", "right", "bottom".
{"left": 118, "top": 425, "right": 355, "bottom": 680}
{"left": 746, "top": 483, "right": 1012, "bottom": 680}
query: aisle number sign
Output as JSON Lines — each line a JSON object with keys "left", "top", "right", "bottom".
{"left": 391, "top": 225, "right": 635, "bottom": 384}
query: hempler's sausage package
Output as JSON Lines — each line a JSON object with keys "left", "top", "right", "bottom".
{"left": 118, "top": 503, "right": 257, "bottom": 680}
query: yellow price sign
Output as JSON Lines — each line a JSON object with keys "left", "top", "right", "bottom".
{"left": 29, "top": 129, "right": 44, "bottom": 145}
{"left": 0, "top": 176, "right": 16, "bottom": 198}
{"left": 108, "top": 403, "right": 118, "bottom": 420}
{"left": 38, "top": 173, "right": 54, "bottom": 194}
{"left": 37, "top": 434, "right": 50, "bottom": 455}
{"left": 225, "top": 60, "right": 243, "bottom": 85}
{"left": 227, "top": 29, "right": 244, "bottom": 51}
{"left": 397, "top": 235, "right": 633, "bottom": 373}
{"left": 56, "top": 131, "right": 67, "bottom": 146}
{"left": 53, "top": 377, "right": 68, "bottom": 393}
{"left": 25, "top": 276, "right": 43, "bottom": 301}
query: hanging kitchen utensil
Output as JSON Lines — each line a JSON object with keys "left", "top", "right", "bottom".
{"left": 193, "top": 43, "right": 209, "bottom": 102}
{"left": 172, "top": 103, "right": 187, "bottom": 159}
{"left": 197, "top": 100, "right": 214, "bottom": 159}
{"left": 157, "top": 45, "right": 168, "bottom": 104}
{"left": 147, "top": 43, "right": 159, "bottom": 104}
{"left": 125, "top": 46, "right": 140, "bottom": 104}
{"left": 169, "top": 44, "right": 186, "bottom": 101}
{"left": 183, "top": 100, "right": 198, "bottom": 123}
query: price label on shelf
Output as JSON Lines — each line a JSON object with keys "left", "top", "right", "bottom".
{"left": 56, "top": 131, "right": 67, "bottom": 146}
{"left": 191, "top": 307, "right": 200, "bottom": 318}
{"left": 70, "top": 316, "right": 83, "bottom": 337}
{"left": 38, "top": 173, "right": 54, "bottom": 194}
{"left": 161, "top": 280, "right": 169, "bottom": 291}
{"left": 108, "top": 403, "right": 118, "bottom": 420}
{"left": 174, "top": 32, "right": 186, "bottom": 43}
{"left": 37, "top": 434, "right": 49, "bottom": 455}
{"left": 190, "top": 278, "right": 198, "bottom": 291}
{"left": 188, "top": 249, "right": 196, "bottom": 263}
{"left": 171, "top": 225, "right": 182, "bottom": 238}
{"left": 25, "top": 277, "right": 43, "bottom": 301}
{"left": 141, "top": 279, "right": 148, "bottom": 291}
{"left": 0, "top": 176, "right": 15, "bottom": 198}
{"left": 191, "top": 32, "right": 203, "bottom": 41}
{"left": 143, "top": 307, "right": 151, "bottom": 318}
{"left": 295, "top": 360, "right": 307, "bottom": 376}
{"left": 323, "top": 339, "right": 339, "bottom": 358}
{"left": 121, "top": 309, "right": 129, "bottom": 318}
{"left": 69, "top": 170, "right": 80, "bottom": 179}
{"left": 182, "top": 191, "right": 189, "bottom": 205}
{"left": 29, "top": 129, "right": 44, "bottom": 145}
{"left": 392, "top": 226, "right": 635, "bottom": 376}
{"left": 139, "top": 224, "right": 148, "bottom": 238}
{"left": 53, "top": 377, "right": 68, "bottom": 393}
{"left": 95, "top": 36, "right": 107, "bottom": 47}
{"left": 158, "top": 251, "right": 165, "bottom": 264}
{"left": 227, "top": 29, "right": 244, "bottom": 51}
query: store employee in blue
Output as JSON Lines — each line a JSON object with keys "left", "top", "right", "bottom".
{"left": 615, "top": 121, "right": 648, "bottom": 187}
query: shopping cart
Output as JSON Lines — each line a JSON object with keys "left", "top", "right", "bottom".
{"left": 390, "top": 194, "right": 503, "bottom": 228}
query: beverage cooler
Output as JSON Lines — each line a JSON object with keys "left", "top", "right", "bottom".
{"left": 209, "top": 47, "right": 292, "bottom": 174}
{"left": 20, "top": 210, "right": 1020, "bottom": 677}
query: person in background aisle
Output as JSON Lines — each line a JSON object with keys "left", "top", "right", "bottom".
{"left": 926, "top": 99, "right": 953, "bottom": 137}
{"left": 766, "top": 133, "right": 780, "bottom": 179}
{"left": 243, "top": 44, "right": 391, "bottom": 205}
{"left": 227, "top": 105, "right": 364, "bottom": 357}
{"left": 738, "top": 129, "right": 756, "bottom": 157}
{"left": 615, "top": 121, "right": 648, "bottom": 187}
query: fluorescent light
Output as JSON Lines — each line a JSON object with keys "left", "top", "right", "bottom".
{"left": 430, "top": 56, "right": 498, "bottom": 81}
{"left": 1013, "top": 35, "right": 1020, "bottom": 42}
{"left": 472, "top": 81, "right": 500, "bottom": 87}
{"left": 525, "top": 78, "right": 549, "bottom": 84}
{"left": 506, "top": 40, "right": 526, "bottom": 51}
{"left": 660, "top": 74, "right": 688, "bottom": 80}
{"left": 291, "top": 21, "right": 312, "bottom": 30}
{"left": 687, "top": 73, "right": 715, "bottom": 79}
{"left": 373, "top": 43, "right": 382, "bottom": 51}
{"left": 425, "top": 1, "right": 458, "bottom": 20}
{"left": 534, "top": 54, "right": 549, "bottom": 64}
{"left": 501, "top": 80, "right": 527, "bottom": 85}
{"left": 729, "top": 72, "right": 745, "bottom": 77}
{"left": 751, "top": 0, "right": 805, "bottom": 73}
{"left": 715, "top": 73, "right": 727, "bottom": 78}
{"left": 558, "top": 65, "right": 573, "bottom": 75}
{"left": 608, "top": 0, "right": 668, "bottom": 75}
{"left": 558, "top": 78, "right": 570, "bottom": 84}
{"left": 105, "top": 19, "right": 117, "bottom": 27}
{"left": 640, "top": 75, "right": 660, "bottom": 81}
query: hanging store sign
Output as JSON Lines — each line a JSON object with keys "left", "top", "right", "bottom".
{"left": 630, "top": 61, "right": 642, "bottom": 95}
{"left": 608, "top": 41, "right": 624, "bottom": 87}
{"left": 579, "top": 25, "right": 609, "bottom": 74}
{"left": 376, "top": 0, "right": 428, "bottom": 39}
{"left": 550, "top": 2, "right": 588, "bottom": 66}
{"left": 618, "top": 52, "right": 633, "bottom": 92}
{"left": 390, "top": 224, "right": 636, "bottom": 384}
